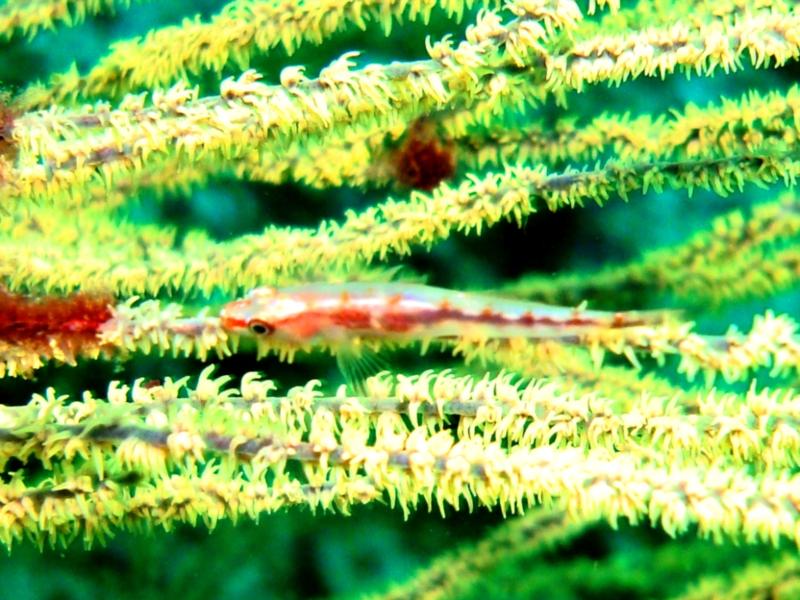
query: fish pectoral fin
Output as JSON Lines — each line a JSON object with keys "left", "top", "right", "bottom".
{"left": 335, "top": 344, "right": 388, "bottom": 394}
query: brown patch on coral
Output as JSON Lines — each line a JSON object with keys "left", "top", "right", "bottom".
{"left": 0, "top": 91, "right": 16, "bottom": 160}
{"left": 392, "top": 120, "right": 455, "bottom": 190}
{"left": 0, "top": 90, "right": 18, "bottom": 184}
{"left": 0, "top": 289, "right": 115, "bottom": 364}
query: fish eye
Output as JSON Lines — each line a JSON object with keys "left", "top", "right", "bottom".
{"left": 248, "top": 320, "right": 274, "bottom": 335}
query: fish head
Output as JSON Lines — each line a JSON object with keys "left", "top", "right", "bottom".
{"left": 220, "top": 287, "right": 307, "bottom": 338}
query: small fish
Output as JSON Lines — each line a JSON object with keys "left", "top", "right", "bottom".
{"left": 220, "top": 282, "right": 665, "bottom": 346}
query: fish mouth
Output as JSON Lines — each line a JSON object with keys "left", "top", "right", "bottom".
{"left": 220, "top": 315, "right": 248, "bottom": 331}
{"left": 219, "top": 298, "right": 253, "bottom": 332}
{"left": 219, "top": 303, "right": 249, "bottom": 332}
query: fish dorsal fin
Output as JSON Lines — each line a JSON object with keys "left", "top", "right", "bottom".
{"left": 335, "top": 342, "right": 388, "bottom": 395}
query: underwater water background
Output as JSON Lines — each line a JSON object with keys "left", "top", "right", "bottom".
{"left": 1, "top": 0, "right": 800, "bottom": 598}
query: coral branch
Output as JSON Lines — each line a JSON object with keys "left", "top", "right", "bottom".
{"left": 496, "top": 192, "right": 800, "bottom": 308}
{"left": 4, "top": 151, "right": 798, "bottom": 296}
{"left": 18, "top": 0, "right": 479, "bottom": 107}
{"left": 0, "top": 468, "right": 378, "bottom": 549}
{"left": 0, "top": 0, "right": 143, "bottom": 40}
